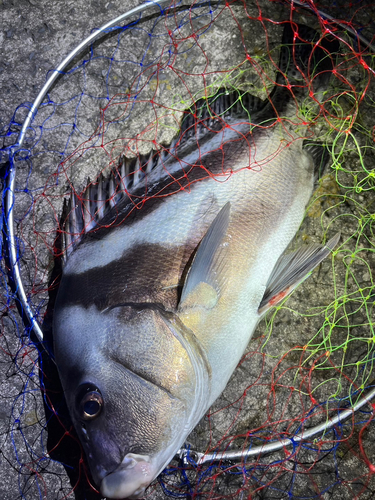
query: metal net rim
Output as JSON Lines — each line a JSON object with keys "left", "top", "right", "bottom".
{"left": 4, "top": 0, "right": 173, "bottom": 344}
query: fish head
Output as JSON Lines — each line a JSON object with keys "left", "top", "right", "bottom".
{"left": 53, "top": 297, "right": 210, "bottom": 499}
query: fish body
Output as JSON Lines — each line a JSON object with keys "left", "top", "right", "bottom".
{"left": 53, "top": 24, "right": 339, "bottom": 499}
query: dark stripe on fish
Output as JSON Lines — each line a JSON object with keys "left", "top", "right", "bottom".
{"left": 58, "top": 243, "right": 195, "bottom": 311}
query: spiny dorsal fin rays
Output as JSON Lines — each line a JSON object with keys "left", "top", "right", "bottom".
{"left": 97, "top": 173, "right": 105, "bottom": 221}
{"left": 258, "top": 232, "right": 340, "bottom": 315}
{"left": 62, "top": 147, "right": 170, "bottom": 257}
{"left": 179, "top": 202, "right": 231, "bottom": 312}
{"left": 109, "top": 175, "right": 115, "bottom": 209}
{"left": 64, "top": 190, "right": 83, "bottom": 260}
{"left": 180, "top": 89, "right": 267, "bottom": 140}
{"left": 61, "top": 85, "right": 271, "bottom": 261}
{"left": 132, "top": 157, "right": 143, "bottom": 188}
{"left": 82, "top": 179, "right": 96, "bottom": 233}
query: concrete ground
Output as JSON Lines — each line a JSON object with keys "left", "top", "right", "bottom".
{"left": 1, "top": 0, "right": 375, "bottom": 499}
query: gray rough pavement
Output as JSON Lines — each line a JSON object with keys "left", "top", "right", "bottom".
{"left": 1, "top": 1, "right": 375, "bottom": 499}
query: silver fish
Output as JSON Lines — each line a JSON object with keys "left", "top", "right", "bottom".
{"left": 53, "top": 23, "right": 339, "bottom": 499}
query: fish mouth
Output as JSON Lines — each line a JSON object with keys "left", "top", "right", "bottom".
{"left": 100, "top": 453, "right": 156, "bottom": 499}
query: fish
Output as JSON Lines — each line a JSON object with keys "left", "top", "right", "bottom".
{"left": 52, "top": 23, "right": 340, "bottom": 499}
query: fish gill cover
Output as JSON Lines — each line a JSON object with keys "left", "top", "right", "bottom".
{"left": 0, "top": 0, "right": 374, "bottom": 499}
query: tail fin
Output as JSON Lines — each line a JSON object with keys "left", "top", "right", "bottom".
{"left": 268, "top": 23, "right": 340, "bottom": 115}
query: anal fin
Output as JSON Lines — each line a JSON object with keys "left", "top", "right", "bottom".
{"left": 258, "top": 233, "right": 340, "bottom": 315}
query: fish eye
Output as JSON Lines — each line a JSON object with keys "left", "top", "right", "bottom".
{"left": 76, "top": 385, "right": 103, "bottom": 421}
{"left": 82, "top": 392, "right": 103, "bottom": 420}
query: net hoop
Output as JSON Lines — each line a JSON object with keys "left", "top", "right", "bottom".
{"left": 3, "top": 0, "right": 375, "bottom": 471}
{"left": 4, "top": 0, "right": 172, "bottom": 345}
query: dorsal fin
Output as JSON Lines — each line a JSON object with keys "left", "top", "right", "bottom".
{"left": 179, "top": 88, "right": 267, "bottom": 141}
{"left": 61, "top": 87, "right": 266, "bottom": 260}
{"left": 61, "top": 23, "right": 339, "bottom": 261}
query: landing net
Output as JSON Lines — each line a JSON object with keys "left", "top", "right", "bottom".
{"left": 1, "top": 1, "right": 374, "bottom": 499}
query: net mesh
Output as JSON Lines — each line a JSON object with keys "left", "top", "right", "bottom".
{"left": 1, "top": 0, "right": 374, "bottom": 499}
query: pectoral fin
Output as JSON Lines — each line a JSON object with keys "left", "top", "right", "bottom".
{"left": 258, "top": 233, "right": 340, "bottom": 315}
{"left": 179, "top": 203, "right": 231, "bottom": 312}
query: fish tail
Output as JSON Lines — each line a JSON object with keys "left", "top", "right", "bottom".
{"left": 267, "top": 23, "right": 340, "bottom": 116}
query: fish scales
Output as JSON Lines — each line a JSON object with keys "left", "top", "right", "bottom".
{"left": 59, "top": 130, "right": 312, "bottom": 339}
{"left": 63, "top": 127, "right": 308, "bottom": 276}
{"left": 53, "top": 22, "right": 340, "bottom": 500}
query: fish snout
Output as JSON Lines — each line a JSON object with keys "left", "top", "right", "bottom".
{"left": 100, "top": 453, "right": 156, "bottom": 499}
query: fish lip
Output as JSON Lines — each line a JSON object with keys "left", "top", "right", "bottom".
{"left": 100, "top": 453, "right": 156, "bottom": 499}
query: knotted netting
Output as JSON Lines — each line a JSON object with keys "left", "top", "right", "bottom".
{"left": 1, "top": 0, "right": 375, "bottom": 499}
